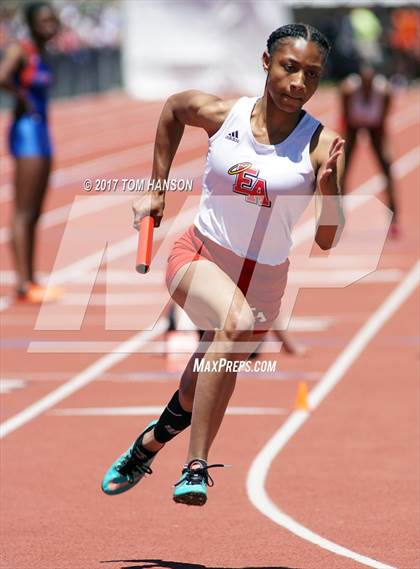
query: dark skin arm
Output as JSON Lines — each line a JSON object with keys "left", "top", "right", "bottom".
{"left": 133, "top": 90, "right": 237, "bottom": 228}
{"left": 339, "top": 79, "right": 352, "bottom": 127}
{"left": 311, "top": 126, "right": 345, "bottom": 250}
{"left": 0, "top": 43, "right": 31, "bottom": 115}
{"left": 133, "top": 91, "right": 345, "bottom": 252}
{"left": 380, "top": 89, "right": 392, "bottom": 125}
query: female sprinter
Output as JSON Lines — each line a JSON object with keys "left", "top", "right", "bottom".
{"left": 0, "top": 2, "right": 61, "bottom": 302}
{"left": 340, "top": 62, "right": 398, "bottom": 237}
{"left": 102, "top": 23, "right": 345, "bottom": 506}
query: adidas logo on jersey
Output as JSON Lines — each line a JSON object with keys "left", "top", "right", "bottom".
{"left": 225, "top": 130, "right": 240, "bottom": 143}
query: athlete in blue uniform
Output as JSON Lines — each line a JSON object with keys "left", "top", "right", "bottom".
{"left": 0, "top": 2, "right": 60, "bottom": 302}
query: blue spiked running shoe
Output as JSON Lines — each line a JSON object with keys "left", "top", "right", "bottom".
{"left": 101, "top": 420, "right": 158, "bottom": 495}
{"left": 173, "top": 459, "right": 226, "bottom": 506}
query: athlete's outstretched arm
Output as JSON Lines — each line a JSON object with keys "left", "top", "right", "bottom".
{"left": 133, "top": 90, "right": 235, "bottom": 229}
{"left": 151, "top": 90, "right": 225, "bottom": 181}
{"left": 380, "top": 83, "right": 392, "bottom": 124}
{"left": 0, "top": 44, "right": 29, "bottom": 111}
{"left": 313, "top": 128, "right": 345, "bottom": 250}
{"left": 339, "top": 79, "right": 352, "bottom": 128}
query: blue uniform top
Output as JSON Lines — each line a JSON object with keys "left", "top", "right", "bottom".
{"left": 14, "top": 40, "right": 53, "bottom": 118}
{"left": 9, "top": 41, "right": 54, "bottom": 157}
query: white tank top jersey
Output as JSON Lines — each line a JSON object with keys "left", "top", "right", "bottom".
{"left": 346, "top": 74, "right": 388, "bottom": 128}
{"left": 194, "top": 96, "right": 321, "bottom": 266}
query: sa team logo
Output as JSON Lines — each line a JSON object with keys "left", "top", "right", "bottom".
{"left": 228, "top": 162, "right": 271, "bottom": 208}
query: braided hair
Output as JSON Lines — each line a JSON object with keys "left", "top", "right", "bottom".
{"left": 267, "top": 23, "right": 330, "bottom": 60}
{"left": 24, "top": 2, "right": 50, "bottom": 32}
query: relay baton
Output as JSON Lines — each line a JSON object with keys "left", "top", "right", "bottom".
{"left": 136, "top": 216, "right": 155, "bottom": 273}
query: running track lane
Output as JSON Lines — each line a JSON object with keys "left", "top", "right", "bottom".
{"left": 0, "top": 88, "right": 419, "bottom": 569}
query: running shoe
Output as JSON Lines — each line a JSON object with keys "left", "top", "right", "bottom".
{"left": 101, "top": 420, "right": 158, "bottom": 496}
{"left": 173, "top": 459, "right": 226, "bottom": 506}
{"left": 16, "top": 283, "right": 64, "bottom": 304}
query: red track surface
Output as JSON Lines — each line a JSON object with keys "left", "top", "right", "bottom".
{"left": 0, "top": 87, "right": 419, "bottom": 569}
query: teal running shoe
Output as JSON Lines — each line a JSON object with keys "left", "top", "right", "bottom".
{"left": 101, "top": 420, "right": 158, "bottom": 496}
{"left": 172, "top": 459, "right": 226, "bottom": 506}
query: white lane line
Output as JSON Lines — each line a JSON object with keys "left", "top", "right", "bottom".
{"left": 0, "top": 296, "right": 12, "bottom": 311}
{"left": 52, "top": 406, "right": 287, "bottom": 416}
{"left": 0, "top": 195, "right": 123, "bottom": 244}
{"left": 0, "top": 319, "right": 168, "bottom": 439}
{"left": 0, "top": 94, "right": 331, "bottom": 178}
{"left": 25, "top": 315, "right": 332, "bottom": 352}
{"left": 0, "top": 198, "right": 200, "bottom": 312}
{"left": 0, "top": 379, "right": 27, "bottom": 394}
{"left": 2, "top": 141, "right": 416, "bottom": 306}
{"left": 246, "top": 260, "right": 419, "bottom": 569}
{"left": 1, "top": 142, "right": 418, "bottom": 433}
{"left": 0, "top": 96, "right": 417, "bottom": 202}
{"left": 0, "top": 128, "right": 205, "bottom": 203}
{"left": 308, "top": 260, "right": 419, "bottom": 408}
{"left": 0, "top": 370, "right": 321, "bottom": 383}
{"left": 44, "top": 201, "right": 198, "bottom": 289}
{"left": 0, "top": 109, "right": 161, "bottom": 181}
{"left": 0, "top": 99, "right": 170, "bottom": 193}
{"left": 0, "top": 269, "right": 166, "bottom": 286}
{"left": 292, "top": 254, "right": 392, "bottom": 268}
{"left": 27, "top": 341, "right": 167, "bottom": 353}
{"left": 389, "top": 103, "right": 419, "bottom": 131}
{"left": 391, "top": 145, "right": 420, "bottom": 178}
{"left": 0, "top": 200, "right": 199, "bottom": 434}
{"left": 314, "top": 102, "right": 418, "bottom": 134}
{"left": 291, "top": 145, "right": 419, "bottom": 247}
{"left": 54, "top": 292, "right": 167, "bottom": 305}
{"left": 0, "top": 155, "right": 205, "bottom": 244}
{"left": 1, "top": 109, "right": 418, "bottom": 437}
{"left": 287, "top": 270, "right": 403, "bottom": 285}
{"left": 38, "top": 269, "right": 400, "bottom": 307}
{"left": 287, "top": 316, "right": 333, "bottom": 332}
{"left": 1, "top": 268, "right": 402, "bottom": 287}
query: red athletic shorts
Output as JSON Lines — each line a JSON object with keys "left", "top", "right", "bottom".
{"left": 166, "top": 225, "right": 289, "bottom": 332}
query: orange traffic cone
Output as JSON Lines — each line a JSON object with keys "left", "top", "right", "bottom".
{"left": 294, "top": 381, "right": 309, "bottom": 411}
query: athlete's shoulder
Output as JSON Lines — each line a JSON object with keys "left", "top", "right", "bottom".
{"left": 171, "top": 90, "right": 238, "bottom": 115}
{"left": 320, "top": 126, "right": 341, "bottom": 146}
{"left": 169, "top": 90, "right": 241, "bottom": 136}
{"left": 310, "top": 125, "right": 341, "bottom": 164}
{"left": 373, "top": 74, "right": 391, "bottom": 96}
{"left": 198, "top": 96, "right": 243, "bottom": 138}
{"left": 196, "top": 95, "right": 241, "bottom": 124}
{"left": 2, "top": 41, "right": 26, "bottom": 60}
{"left": 0, "top": 42, "right": 26, "bottom": 82}
{"left": 340, "top": 74, "right": 360, "bottom": 96}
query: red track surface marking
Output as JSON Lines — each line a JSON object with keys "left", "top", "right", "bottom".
{"left": 0, "top": 88, "right": 419, "bottom": 569}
